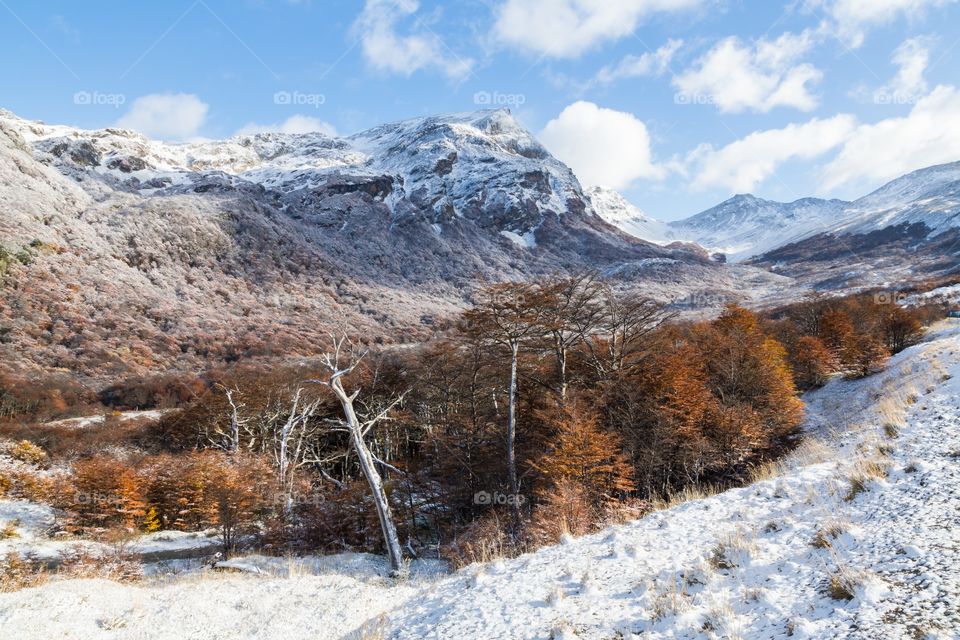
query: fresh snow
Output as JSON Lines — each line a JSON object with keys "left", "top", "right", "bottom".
{"left": 587, "top": 186, "right": 673, "bottom": 245}
{"left": 595, "top": 161, "right": 960, "bottom": 262}
{"left": 41, "top": 410, "right": 170, "bottom": 430}
{"left": 2, "top": 108, "right": 583, "bottom": 235}
{"left": 4, "top": 321, "right": 960, "bottom": 638}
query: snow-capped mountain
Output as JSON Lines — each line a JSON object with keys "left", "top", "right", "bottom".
{"left": 672, "top": 194, "right": 850, "bottom": 261}
{"left": 592, "top": 187, "right": 850, "bottom": 262}
{"left": 587, "top": 186, "right": 673, "bottom": 245}
{"left": 828, "top": 161, "right": 960, "bottom": 236}
{"left": 3, "top": 107, "right": 790, "bottom": 380}
{"left": 597, "top": 162, "right": 960, "bottom": 266}
{"left": 13, "top": 108, "right": 589, "bottom": 240}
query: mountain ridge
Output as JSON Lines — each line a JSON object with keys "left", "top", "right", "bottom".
{"left": 0, "top": 107, "right": 788, "bottom": 382}
{"left": 595, "top": 161, "right": 960, "bottom": 266}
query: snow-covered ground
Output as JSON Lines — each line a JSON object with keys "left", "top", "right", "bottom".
{"left": 3, "top": 322, "right": 960, "bottom": 639}
{"left": 40, "top": 409, "right": 170, "bottom": 430}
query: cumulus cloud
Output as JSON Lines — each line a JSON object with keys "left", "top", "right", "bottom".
{"left": 491, "top": 0, "right": 701, "bottom": 58}
{"left": 115, "top": 93, "right": 209, "bottom": 140}
{"left": 234, "top": 115, "right": 338, "bottom": 137}
{"left": 872, "top": 36, "right": 934, "bottom": 104}
{"left": 539, "top": 101, "right": 665, "bottom": 190}
{"left": 688, "top": 115, "right": 856, "bottom": 192}
{"left": 673, "top": 31, "right": 823, "bottom": 113}
{"left": 352, "top": 0, "right": 473, "bottom": 79}
{"left": 809, "top": 0, "right": 956, "bottom": 47}
{"left": 593, "top": 39, "right": 683, "bottom": 85}
{"left": 823, "top": 85, "right": 960, "bottom": 190}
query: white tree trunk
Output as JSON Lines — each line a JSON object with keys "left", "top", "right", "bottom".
{"left": 507, "top": 340, "right": 520, "bottom": 515}
{"left": 331, "top": 378, "right": 404, "bottom": 575}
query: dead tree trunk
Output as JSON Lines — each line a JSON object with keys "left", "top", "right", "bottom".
{"left": 310, "top": 337, "right": 404, "bottom": 576}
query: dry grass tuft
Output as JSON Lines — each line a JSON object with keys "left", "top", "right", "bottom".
{"left": 347, "top": 615, "right": 389, "bottom": 640}
{"left": 707, "top": 530, "right": 756, "bottom": 571}
{"left": 649, "top": 575, "right": 692, "bottom": 622}
{"left": 845, "top": 458, "right": 889, "bottom": 501}
{"left": 811, "top": 521, "right": 845, "bottom": 549}
{"left": 650, "top": 484, "right": 722, "bottom": 512}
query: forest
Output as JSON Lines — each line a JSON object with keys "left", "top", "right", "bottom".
{"left": 0, "top": 274, "right": 942, "bottom": 575}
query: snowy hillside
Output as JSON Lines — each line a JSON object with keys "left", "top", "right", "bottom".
{"left": 588, "top": 186, "right": 673, "bottom": 244}
{"left": 5, "top": 107, "right": 586, "bottom": 236}
{"left": 597, "top": 161, "right": 960, "bottom": 263}
{"left": 4, "top": 321, "right": 959, "bottom": 639}
{"left": 830, "top": 161, "right": 960, "bottom": 237}
{"left": 0, "top": 107, "right": 800, "bottom": 380}
{"left": 594, "top": 190, "right": 852, "bottom": 263}
{"left": 671, "top": 195, "right": 850, "bottom": 262}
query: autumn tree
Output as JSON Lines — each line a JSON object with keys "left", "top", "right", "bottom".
{"left": 535, "top": 273, "right": 605, "bottom": 401}
{"left": 463, "top": 282, "right": 547, "bottom": 516}
{"left": 696, "top": 306, "right": 804, "bottom": 460}
{"left": 788, "top": 335, "right": 838, "bottom": 390}
{"left": 881, "top": 306, "right": 923, "bottom": 353}
{"left": 586, "top": 290, "right": 673, "bottom": 378}
{"left": 210, "top": 454, "right": 272, "bottom": 554}
{"left": 531, "top": 402, "right": 634, "bottom": 505}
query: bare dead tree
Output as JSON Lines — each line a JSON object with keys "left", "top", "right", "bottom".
{"left": 262, "top": 386, "right": 325, "bottom": 516}
{"left": 212, "top": 384, "right": 251, "bottom": 453}
{"left": 307, "top": 335, "right": 406, "bottom": 575}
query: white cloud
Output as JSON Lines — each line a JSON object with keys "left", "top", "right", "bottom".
{"left": 593, "top": 39, "right": 683, "bottom": 85}
{"left": 688, "top": 115, "right": 856, "bottom": 192}
{"left": 234, "top": 115, "right": 338, "bottom": 137}
{"left": 673, "top": 31, "right": 823, "bottom": 113}
{"left": 823, "top": 84, "right": 960, "bottom": 190}
{"left": 115, "top": 94, "right": 209, "bottom": 140}
{"left": 539, "top": 101, "right": 665, "bottom": 190}
{"left": 873, "top": 36, "right": 933, "bottom": 103}
{"left": 809, "top": 0, "right": 956, "bottom": 47}
{"left": 352, "top": 0, "right": 472, "bottom": 79}
{"left": 491, "top": 0, "right": 701, "bottom": 58}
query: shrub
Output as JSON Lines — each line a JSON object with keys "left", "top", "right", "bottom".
{"left": 1, "top": 440, "right": 49, "bottom": 468}
{"left": 0, "top": 552, "right": 48, "bottom": 592}
{"left": 58, "top": 456, "right": 148, "bottom": 534}
{"left": 57, "top": 542, "right": 143, "bottom": 583}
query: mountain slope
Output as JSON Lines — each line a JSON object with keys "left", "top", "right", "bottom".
{"left": 1, "top": 108, "right": 787, "bottom": 381}
{"left": 597, "top": 162, "right": 960, "bottom": 283}
{"left": 752, "top": 162, "right": 960, "bottom": 288}
{"left": 587, "top": 186, "right": 673, "bottom": 244}
{"left": 672, "top": 194, "right": 850, "bottom": 261}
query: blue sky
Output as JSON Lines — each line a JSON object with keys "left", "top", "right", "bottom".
{"left": 1, "top": 0, "right": 959, "bottom": 220}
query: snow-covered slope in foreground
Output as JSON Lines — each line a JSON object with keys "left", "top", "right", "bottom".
{"left": 4, "top": 323, "right": 960, "bottom": 639}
